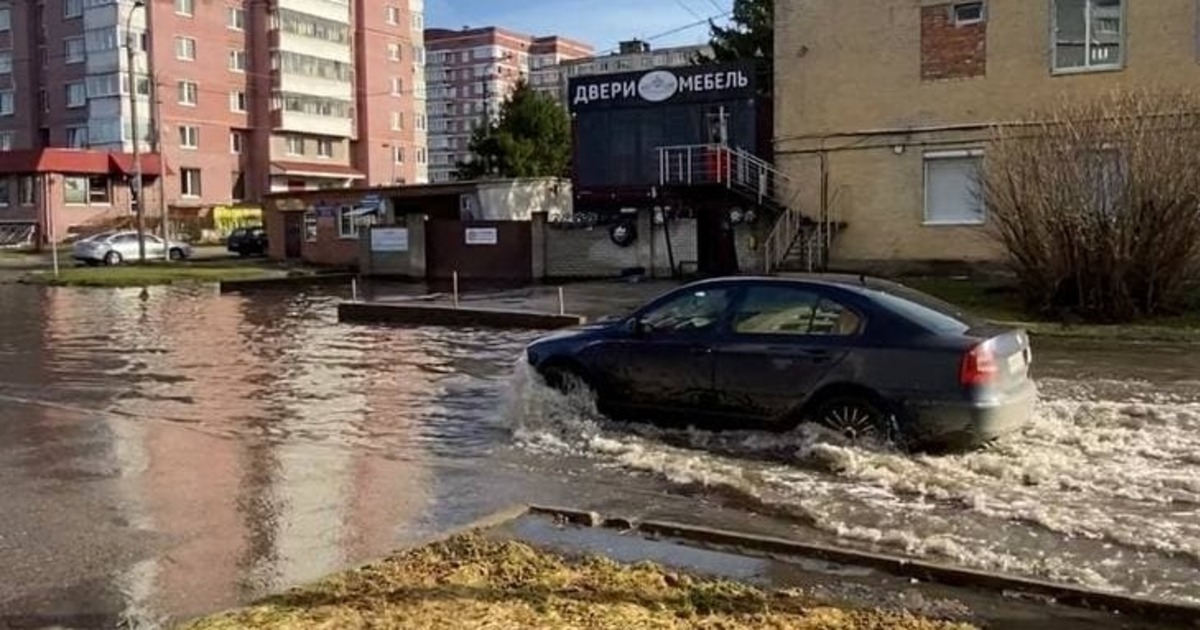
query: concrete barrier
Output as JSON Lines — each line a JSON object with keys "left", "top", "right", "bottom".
{"left": 219, "top": 273, "right": 358, "bottom": 293}
{"left": 338, "top": 301, "right": 586, "bottom": 330}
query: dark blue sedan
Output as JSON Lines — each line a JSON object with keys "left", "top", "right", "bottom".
{"left": 525, "top": 276, "right": 1036, "bottom": 450}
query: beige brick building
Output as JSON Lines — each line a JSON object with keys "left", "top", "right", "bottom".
{"left": 775, "top": 0, "right": 1198, "bottom": 270}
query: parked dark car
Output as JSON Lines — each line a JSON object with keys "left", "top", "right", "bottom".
{"left": 227, "top": 226, "right": 268, "bottom": 257}
{"left": 526, "top": 276, "right": 1036, "bottom": 450}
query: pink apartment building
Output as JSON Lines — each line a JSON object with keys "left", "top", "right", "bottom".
{"left": 423, "top": 27, "right": 591, "bottom": 183}
{"left": 0, "top": 0, "right": 428, "bottom": 245}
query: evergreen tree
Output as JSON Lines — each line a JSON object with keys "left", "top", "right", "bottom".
{"left": 699, "top": 0, "right": 773, "bottom": 95}
{"left": 455, "top": 82, "right": 572, "bottom": 180}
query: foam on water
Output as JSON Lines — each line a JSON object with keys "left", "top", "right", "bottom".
{"left": 504, "top": 361, "right": 1200, "bottom": 603}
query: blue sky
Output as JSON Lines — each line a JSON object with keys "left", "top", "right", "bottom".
{"left": 425, "top": 0, "right": 734, "bottom": 53}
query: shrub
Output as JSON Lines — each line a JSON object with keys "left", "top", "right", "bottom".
{"left": 982, "top": 91, "right": 1200, "bottom": 322}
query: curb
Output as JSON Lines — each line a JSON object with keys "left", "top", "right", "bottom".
{"left": 219, "top": 273, "right": 358, "bottom": 293}
{"left": 527, "top": 505, "right": 1200, "bottom": 626}
{"left": 337, "top": 301, "right": 586, "bottom": 330}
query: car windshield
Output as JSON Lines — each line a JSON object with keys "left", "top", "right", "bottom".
{"left": 862, "top": 281, "right": 983, "bottom": 333}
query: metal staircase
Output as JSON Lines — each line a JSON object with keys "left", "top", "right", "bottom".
{"left": 657, "top": 144, "right": 838, "bottom": 274}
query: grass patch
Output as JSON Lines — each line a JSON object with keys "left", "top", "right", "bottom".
{"left": 903, "top": 276, "right": 1200, "bottom": 342}
{"left": 183, "top": 534, "right": 974, "bottom": 630}
{"left": 21, "top": 263, "right": 275, "bottom": 288}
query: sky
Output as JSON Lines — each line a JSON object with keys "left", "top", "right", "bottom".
{"left": 425, "top": 0, "right": 735, "bottom": 54}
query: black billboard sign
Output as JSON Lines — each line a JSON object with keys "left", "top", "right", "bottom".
{"left": 568, "top": 61, "right": 757, "bottom": 112}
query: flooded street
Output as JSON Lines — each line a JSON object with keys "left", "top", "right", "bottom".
{"left": 1, "top": 283, "right": 1198, "bottom": 627}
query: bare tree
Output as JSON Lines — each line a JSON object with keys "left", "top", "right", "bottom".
{"left": 982, "top": 90, "right": 1200, "bottom": 322}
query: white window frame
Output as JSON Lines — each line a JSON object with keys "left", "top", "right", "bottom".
{"left": 391, "top": 111, "right": 403, "bottom": 130}
{"left": 229, "top": 49, "right": 247, "bottom": 72}
{"left": 391, "top": 77, "right": 403, "bottom": 96}
{"left": 388, "top": 43, "right": 401, "bottom": 61}
{"left": 1052, "top": 0, "right": 1125, "bottom": 73}
{"left": 954, "top": 2, "right": 985, "bottom": 26}
{"left": 175, "top": 0, "right": 194, "bottom": 17}
{"left": 923, "top": 149, "right": 986, "bottom": 226}
{"left": 230, "top": 130, "right": 244, "bottom": 154}
{"left": 0, "top": 8, "right": 10, "bottom": 32}
{"left": 63, "top": 176, "right": 88, "bottom": 205}
{"left": 385, "top": 5, "right": 400, "bottom": 24}
{"left": 286, "top": 136, "right": 304, "bottom": 156}
{"left": 230, "top": 90, "right": 247, "bottom": 112}
{"left": 18, "top": 175, "right": 35, "bottom": 205}
{"left": 64, "top": 37, "right": 86, "bottom": 64}
{"left": 65, "top": 82, "right": 87, "bottom": 109}
{"left": 228, "top": 7, "right": 245, "bottom": 31}
{"left": 338, "top": 206, "right": 361, "bottom": 239}
{"left": 178, "top": 80, "right": 198, "bottom": 106}
{"left": 64, "top": 0, "right": 83, "bottom": 19}
{"left": 0, "top": 51, "right": 12, "bottom": 74}
{"left": 175, "top": 36, "right": 196, "bottom": 61}
{"left": 179, "top": 124, "right": 199, "bottom": 150}
{"left": 316, "top": 138, "right": 333, "bottom": 158}
{"left": 0, "top": 131, "right": 13, "bottom": 149}
{"left": 180, "top": 168, "right": 202, "bottom": 198}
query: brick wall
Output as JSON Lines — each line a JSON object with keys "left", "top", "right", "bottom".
{"left": 921, "top": 4, "right": 987, "bottom": 81}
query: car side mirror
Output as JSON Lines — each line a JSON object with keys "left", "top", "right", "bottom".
{"left": 623, "top": 317, "right": 645, "bottom": 337}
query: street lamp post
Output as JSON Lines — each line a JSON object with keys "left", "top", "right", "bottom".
{"left": 126, "top": 0, "right": 147, "bottom": 262}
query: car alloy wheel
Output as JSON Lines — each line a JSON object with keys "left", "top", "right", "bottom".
{"left": 104, "top": 251, "right": 122, "bottom": 266}
{"left": 169, "top": 248, "right": 185, "bottom": 261}
{"left": 815, "top": 397, "right": 890, "bottom": 442}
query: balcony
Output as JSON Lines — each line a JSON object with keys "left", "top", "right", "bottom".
{"left": 273, "top": 110, "right": 354, "bottom": 138}
{"left": 276, "top": 73, "right": 353, "bottom": 101}
{"left": 275, "top": 31, "right": 352, "bottom": 64}
{"left": 276, "top": 0, "right": 350, "bottom": 24}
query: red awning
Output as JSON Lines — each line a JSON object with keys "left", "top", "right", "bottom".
{"left": 270, "top": 161, "right": 365, "bottom": 179}
{"left": 108, "top": 153, "right": 166, "bottom": 177}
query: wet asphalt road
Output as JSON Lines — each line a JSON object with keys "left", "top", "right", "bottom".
{"left": 0, "top": 282, "right": 1198, "bottom": 627}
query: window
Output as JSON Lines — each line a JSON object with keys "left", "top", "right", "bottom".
{"left": 304, "top": 211, "right": 317, "bottom": 241}
{"left": 924, "top": 150, "right": 985, "bottom": 225}
{"left": 0, "top": 91, "right": 11, "bottom": 116}
{"left": 388, "top": 43, "right": 401, "bottom": 61}
{"left": 0, "top": 132, "right": 12, "bottom": 150}
{"left": 391, "top": 77, "right": 403, "bottom": 96}
{"left": 179, "top": 125, "right": 199, "bottom": 149}
{"left": 393, "top": 146, "right": 404, "bottom": 163}
{"left": 316, "top": 138, "right": 333, "bottom": 158}
{"left": 64, "top": 177, "right": 88, "bottom": 204}
{"left": 954, "top": 2, "right": 985, "bottom": 25}
{"left": 175, "top": 0, "right": 194, "bottom": 17}
{"left": 66, "top": 82, "right": 87, "bottom": 108}
{"left": 65, "top": 37, "right": 85, "bottom": 64}
{"left": 66, "top": 126, "right": 88, "bottom": 148}
{"left": 230, "top": 90, "right": 247, "bottom": 112}
{"left": 286, "top": 136, "right": 304, "bottom": 155}
{"left": 732, "top": 289, "right": 862, "bottom": 337}
{"left": 88, "top": 176, "right": 110, "bottom": 205}
{"left": 229, "top": 49, "right": 247, "bottom": 72}
{"left": 391, "top": 111, "right": 403, "bottom": 130}
{"left": 415, "top": 113, "right": 426, "bottom": 131}
{"left": 0, "top": 51, "right": 9, "bottom": 74}
{"left": 180, "top": 168, "right": 202, "bottom": 197}
{"left": 338, "top": 206, "right": 368, "bottom": 239}
{"left": 178, "top": 80, "right": 198, "bottom": 106}
{"left": 175, "top": 36, "right": 196, "bottom": 60}
{"left": 638, "top": 288, "right": 732, "bottom": 335}
{"left": 0, "top": 8, "right": 9, "bottom": 31}
{"left": 18, "top": 176, "right": 35, "bottom": 206}
{"left": 417, "top": 148, "right": 427, "bottom": 164}
{"left": 64, "top": 0, "right": 83, "bottom": 19}
{"left": 230, "top": 130, "right": 244, "bottom": 154}
{"left": 385, "top": 5, "right": 400, "bottom": 24}
{"left": 228, "top": 7, "right": 245, "bottom": 30}
{"left": 0, "top": 179, "right": 8, "bottom": 207}
{"left": 231, "top": 171, "right": 245, "bottom": 201}
{"left": 1053, "top": 0, "right": 1123, "bottom": 71}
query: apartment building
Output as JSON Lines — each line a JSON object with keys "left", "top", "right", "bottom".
{"left": 423, "top": 27, "right": 591, "bottom": 183}
{"left": 0, "top": 0, "right": 427, "bottom": 244}
{"left": 776, "top": 0, "right": 1193, "bottom": 270}
{"left": 556, "top": 40, "right": 711, "bottom": 104}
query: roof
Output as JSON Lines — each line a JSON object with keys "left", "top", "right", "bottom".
{"left": 0, "top": 149, "right": 165, "bottom": 176}
{"left": 263, "top": 177, "right": 569, "bottom": 204}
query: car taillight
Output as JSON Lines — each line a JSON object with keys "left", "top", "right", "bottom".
{"left": 960, "top": 341, "right": 999, "bottom": 386}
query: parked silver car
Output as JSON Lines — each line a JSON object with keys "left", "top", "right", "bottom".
{"left": 73, "top": 231, "right": 193, "bottom": 266}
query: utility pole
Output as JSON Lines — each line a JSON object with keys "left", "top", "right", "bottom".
{"left": 126, "top": 0, "right": 147, "bottom": 263}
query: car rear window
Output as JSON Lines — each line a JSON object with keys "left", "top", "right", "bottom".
{"left": 863, "top": 283, "right": 982, "bottom": 333}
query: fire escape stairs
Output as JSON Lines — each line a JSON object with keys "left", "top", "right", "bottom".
{"left": 657, "top": 144, "right": 841, "bottom": 274}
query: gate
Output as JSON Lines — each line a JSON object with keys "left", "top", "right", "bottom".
{"left": 425, "top": 220, "right": 532, "bottom": 284}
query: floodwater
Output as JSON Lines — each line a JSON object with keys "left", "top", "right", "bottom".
{"left": 0, "top": 283, "right": 1198, "bottom": 627}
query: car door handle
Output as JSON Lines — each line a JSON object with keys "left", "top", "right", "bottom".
{"left": 690, "top": 346, "right": 713, "bottom": 355}
{"left": 802, "top": 349, "right": 834, "bottom": 362}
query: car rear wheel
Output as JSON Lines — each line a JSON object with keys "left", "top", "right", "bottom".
{"left": 812, "top": 396, "right": 896, "bottom": 444}
{"left": 104, "top": 251, "right": 122, "bottom": 266}
{"left": 169, "top": 248, "right": 186, "bottom": 261}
